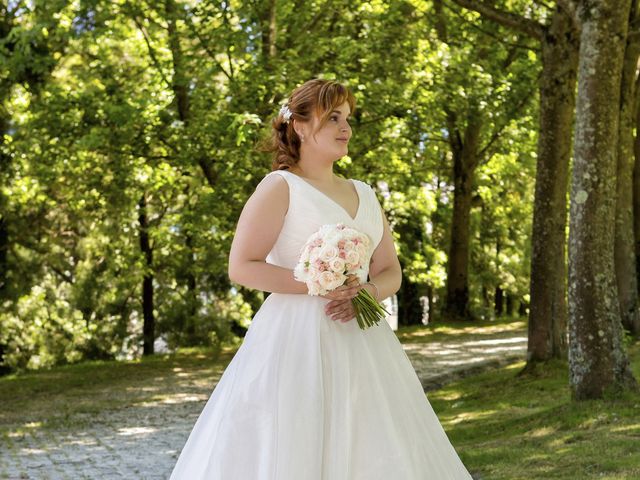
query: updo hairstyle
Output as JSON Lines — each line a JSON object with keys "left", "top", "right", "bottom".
{"left": 259, "top": 78, "right": 356, "bottom": 171}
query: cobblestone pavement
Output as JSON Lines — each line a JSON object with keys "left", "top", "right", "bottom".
{"left": 1, "top": 323, "right": 527, "bottom": 480}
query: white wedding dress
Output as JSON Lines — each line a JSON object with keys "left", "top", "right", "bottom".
{"left": 169, "top": 170, "right": 473, "bottom": 479}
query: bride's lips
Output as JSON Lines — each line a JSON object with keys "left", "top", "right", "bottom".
{"left": 336, "top": 138, "right": 349, "bottom": 143}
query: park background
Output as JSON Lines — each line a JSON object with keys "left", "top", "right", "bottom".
{"left": 1, "top": 0, "right": 640, "bottom": 479}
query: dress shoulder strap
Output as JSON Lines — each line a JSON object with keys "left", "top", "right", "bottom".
{"left": 261, "top": 169, "right": 293, "bottom": 183}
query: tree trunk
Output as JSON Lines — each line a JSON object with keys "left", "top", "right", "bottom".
{"left": 451, "top": 0, "right": 577, "bottom": 368}
{"left": 506, "top": 293, "right": 516, "bottom": 316}
{"left": 494, "top": 286, "right": 504, "bottom": 317}
{"left": 260, "top": 0, "right": 278, "bottom": 63}
{"left": 443, "top": 113, "right": 482, "bottom": 320}
{"left": 164, "top": 0, "right": 217, "bottom": 188}
{"left": 615, "top": 0, "right": 640, "bottom": 336}
{"left": 165, "top": 0, "right": 190, "bottom": 122}
{"left": 139, "top": 193, "right": 155, "bottom": 356}
{"left": 0, "top": 110, "right": 8, "bottom": 298}
{"left": 184, "top": 230, "right": 197, "bottom": 341}
{"left": 634, "top": 74, "right": 640, "bottom": 292}
{"left": 398, "top": 266, "right": 423, "bottom": 326}
{"left": 481, "top": 284, "right": 492, "bottom": 318}
{"left": 569, "top": 0, "right": 637, "bottom": 400}
{"left": 425, "top": 284, "right": 434, "bottom": 324}
{"left": 526, "top": 9, "right": 579, "bottom": 365}
{"left": 518, "top": 299, "right": 528, "bottom": 317}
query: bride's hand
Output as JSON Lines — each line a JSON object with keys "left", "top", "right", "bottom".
{"left": 321, "top": 274, "right": 362, "bottom": 323}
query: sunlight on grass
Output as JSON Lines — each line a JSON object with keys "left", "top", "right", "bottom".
{"left": 396, "top": 317, "right": 527, "bottom": 343}
{"left": 447, "top": 409, "right": 500, "bottom": 424}
{"left": 434, "top": 390, "right": 464, "bottom": 401}
{"left": 117, "top": 426, "right": 157, "bottom": 436}
{"left": 142, "top": 393, "right": 209, "bottom": 405}
{"left": 528, "top": 426, "right": 556, "bottom": 437}
{"left": 611, "top": 423, "right": 640, "bottom": 433}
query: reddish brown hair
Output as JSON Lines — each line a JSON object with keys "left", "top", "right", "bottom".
{"left": 258, "top": 79, "right": 356, "bottom": 171}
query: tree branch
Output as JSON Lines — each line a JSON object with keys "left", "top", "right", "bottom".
{"left": 184, "top": 11, "right": 233, "bottom": 81}
{"left": 478, "top": 75, "right": 541, "bottom": 161}
{"left": 448, "top": 0, "right": 546, "bottom": 41}
{"left": 131, "top": 15, "right": 172, "bottom": 89}
{"left": 221, "top": 0, "right": 235, "bottom": 79}
{"left": 446, "top": 2, "right": 540, "bottom": 52}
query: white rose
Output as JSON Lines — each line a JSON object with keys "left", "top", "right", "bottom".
{"left": 329, "top": 257, "right": 346, "bottom": 273}
{"left": 319, "top": 245, "right": 339, "bottom": 262}
{"left": 318, "top": 271, "right": 336, "bottom": 290}
{"left": 318, "top": 271, "right": 345, "bottom": 292}
{"left": 343, "top": 240, "right": 356, "bottom": 252}
{"left": 327, "top": 271, "right": 346, "bottom": 290}
{"left": 345, "top": 250, "right": 360, "bottom": 266}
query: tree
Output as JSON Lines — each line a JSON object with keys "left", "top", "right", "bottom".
{"left": 430, "top": 0, "right": 539, "bottom": 320}
{"left": 568, "top": 0, "right": 638, "bottom": 400}
{"left": 614, "top": 0, "right": 640, "bottom": 336}
{"left": 449, "top": 0, "right": 579, "bottom": 366}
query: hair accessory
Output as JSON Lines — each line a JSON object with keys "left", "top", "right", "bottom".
{"left": 279, "top": 104, "right": 293, "bottom": 123}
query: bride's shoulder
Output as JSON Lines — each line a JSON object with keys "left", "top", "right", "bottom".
{"left": 257, "top": 170, "right": 289, "bottom": 187}
{"left": 251, "top": 170, "right": 290, "bottom": 204}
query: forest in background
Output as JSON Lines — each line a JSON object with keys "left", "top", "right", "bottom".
{"left": 1, "top": 0, "right": 637, "bottom": 400}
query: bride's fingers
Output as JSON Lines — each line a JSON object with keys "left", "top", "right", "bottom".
{"left": 338, "top": 306, "right": 355, "bottom": 322}
{"left": 329, "top": 304, "right": 354, "bottom": 322}
{"left": 325, "top": 285, "right": 359, "bottom": 300}
{"left": 346, "top": 276, "right": 359, "bottom": 286}
{"left": 326, "top": 300, "right": 354, "bottom": 321}
{"left": 325, "top": 298, "right": 350, "bottom": 315}
{"left": 325, "top": 298, "right": 348, "bottom": 311}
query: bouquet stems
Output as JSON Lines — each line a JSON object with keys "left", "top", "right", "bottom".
{"left": 351, "top": 287, "right": 390, "bottom": 330}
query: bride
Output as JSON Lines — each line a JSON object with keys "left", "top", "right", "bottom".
{"left": 169, "top": 78, "right": 473, "bottom": 479}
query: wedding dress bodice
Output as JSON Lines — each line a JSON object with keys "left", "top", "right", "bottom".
{"left": 264, "top": 170, "right": 384, "bottom": 279}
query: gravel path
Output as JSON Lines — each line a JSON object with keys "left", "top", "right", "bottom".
{"left": 1, "top": 323, "right": 527, "bottom": 480}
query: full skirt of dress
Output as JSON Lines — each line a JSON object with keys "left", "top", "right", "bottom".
{"left": 169, "top": 292, "right": 472, "bottom": 480}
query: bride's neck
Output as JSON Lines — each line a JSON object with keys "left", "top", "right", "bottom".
{"left": 289, "top": 159, "right": 335, "bottom": 183}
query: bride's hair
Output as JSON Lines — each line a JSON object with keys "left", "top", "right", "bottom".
{"left": 258, "top": 78, "right": 356, "bottom": 171}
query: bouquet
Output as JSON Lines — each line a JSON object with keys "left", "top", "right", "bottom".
{"left": 293, "top": 223, "right": 389, "bottom": 330}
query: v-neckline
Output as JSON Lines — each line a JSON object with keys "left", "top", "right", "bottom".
{"left": 283, "top": 170, "right": 361, "bottom": 221}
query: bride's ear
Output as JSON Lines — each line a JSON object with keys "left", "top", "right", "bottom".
{"left": 293, "top": 119, "right": 306, "bottom": 141}
{"left": 293, "top": 119, "right": 301, "bottom": 137}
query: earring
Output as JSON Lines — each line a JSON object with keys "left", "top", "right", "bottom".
{"left": 301, "top": 135, "right": 305, "bottom": 143}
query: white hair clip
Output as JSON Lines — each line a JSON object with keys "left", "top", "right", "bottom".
{"left": 279, "top": 104, "right": 293, "bottom": 123}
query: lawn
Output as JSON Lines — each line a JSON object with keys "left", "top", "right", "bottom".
{"left": 429, "top": 344, "right": 640, "bottom": 479}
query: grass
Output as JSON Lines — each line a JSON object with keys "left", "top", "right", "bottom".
{"left": 429, "top": 343, "right": 640, "bottom": 479}
{"left": 0, "top": 345, "right": 237, "bottom": 432}
{"left": 1, "top": 319, "right": 639, "bottom": 479}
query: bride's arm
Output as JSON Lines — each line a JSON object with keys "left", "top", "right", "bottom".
{"left": 366, "top": 204, "right": 402, "bottom": 302}
{"left": 228, "top": 174, "right": 308, "bottom": 294}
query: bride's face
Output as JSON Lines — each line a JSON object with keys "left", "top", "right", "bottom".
{"left": 299, "top": 101, "right": 352, "bottom": 160}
